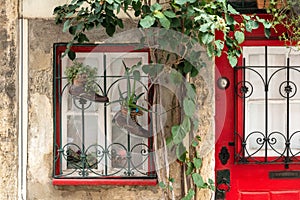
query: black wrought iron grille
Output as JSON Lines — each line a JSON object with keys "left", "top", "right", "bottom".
{"left": 53, "top": 53, "right": 156, "bottom": 178}
{"left": 234, "top": 46, "right": 300, "bottom": 168}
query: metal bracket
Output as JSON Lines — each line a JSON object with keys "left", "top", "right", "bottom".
{"left": 219, "top": 146, "right": 230, "bottom": 165}
{"left": 216, "top": 169, "right": 230, "bottom": 200}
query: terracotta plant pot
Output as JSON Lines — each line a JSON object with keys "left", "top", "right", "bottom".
{"left": 256, "top": 0, "right": 287, "bottom": 9}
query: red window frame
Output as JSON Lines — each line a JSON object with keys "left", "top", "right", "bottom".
{"left": 52, "top": 43, "right": 157, "bottom": 186}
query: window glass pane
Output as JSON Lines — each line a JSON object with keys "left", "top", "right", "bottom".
{"left": 240, "top": 46, "right": 300, "bottom": 161}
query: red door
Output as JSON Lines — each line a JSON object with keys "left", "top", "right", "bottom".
{"left": 215, "top": 39, "right": 300, "bottom": 200}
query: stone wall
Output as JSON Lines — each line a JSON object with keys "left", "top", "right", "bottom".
{"left": 0, "top": 0, "right": 19, "bottom": 199}
{"left": 26, "top": 19, "right": 166, "bottom": 200}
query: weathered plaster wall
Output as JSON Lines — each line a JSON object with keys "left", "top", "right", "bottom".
{"left": 0, "top": 0, "right": 19, "bottom": 199}
{"left": 27, "top": 19, "right": 165, "bottom": 200}
{"left": 27, "top": 14, "right": 214, "bottom": 200}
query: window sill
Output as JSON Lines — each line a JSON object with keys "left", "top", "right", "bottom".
{"left": 52, "top": 178, "right": 157, "bottom": 186}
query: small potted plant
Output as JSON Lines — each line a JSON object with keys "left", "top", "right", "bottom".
{"left": 112, "top": 61, "right": 150, "bottom": 137}
{"left": 64, "top": 61, "right": 109, "bottom": 102}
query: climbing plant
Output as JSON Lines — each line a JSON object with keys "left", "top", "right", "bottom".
{"left": 53, "top": 0, "right": 276, "bottom": 199}
{"left": 267, "top": 0, "right": 300, "bottom": 46}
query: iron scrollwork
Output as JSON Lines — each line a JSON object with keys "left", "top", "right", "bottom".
{"left": 234, "top": 52, "right": 300, "bottom": 168}
{"left": 54, "top": 67, "right": 155, "bottom": 178}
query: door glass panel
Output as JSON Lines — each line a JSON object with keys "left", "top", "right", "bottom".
{"left": 236, "top": 46, "right": 300, "bottom": 164}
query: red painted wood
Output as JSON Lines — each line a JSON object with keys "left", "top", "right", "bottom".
{"left": 215, "top": 15, "right": 300, "bottom": 200}
{"left": 52, "top": 178, "right": 157, "bottom": 186}
{"left": 270, "top": 191, "right": 300, "bottom": 200}
{"left": 240, "top": 192, "right": 270, "bottom": 200}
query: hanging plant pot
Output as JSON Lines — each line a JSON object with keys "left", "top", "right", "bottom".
{"left": 69, "top": 73, "right": 109, "bottom": 103}
{"left": 113, "top": 106, "right": 149, "bottom": 138}
{"left": 256, "top": 0, "right": 286, "bottom": 9}
{"left": 65, "top": 62, "right": 109, "bottom": 103}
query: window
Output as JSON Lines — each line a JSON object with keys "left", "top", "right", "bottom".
{"left": 234, "top": 46, "right": 300, "bottom": 167}
{"left": 53, "top": 44, "right": 156, "bottom": 185}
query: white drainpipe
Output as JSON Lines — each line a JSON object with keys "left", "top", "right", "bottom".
{"left": 18, "top": 18, "right": 28, "bottom": 200}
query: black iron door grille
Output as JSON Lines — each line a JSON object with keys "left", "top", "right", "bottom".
{"left": 234, "top": 46, "right": 300, "bottom": 168}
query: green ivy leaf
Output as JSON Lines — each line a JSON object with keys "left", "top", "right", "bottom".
{"left": 193, "top": 157, "right": 202, "bottom": 169}
{"left": 183, "top": 61, "right": 193, "bottom": 74}
{"left": 68, "top": 50, "right": 76, "bottom": 60}
{"left": 172, "top": 121, "right": 190, "bottom": 145}
{"left": 175, "top": 0, "right": 187, "bottom": 5}
{"left": 264, "top": 28, "right": 271, "bottom": 38}
{"left": 201, "top": 33, "right": 214, "bottom": 45}
{"left": 206, "top": 43, "right": 214, "bottom": 57}
{"left": 225, "top": 14, "right": 235, "bottom": 25}
{"left": 176, "top": 142, "right": 187, "bottom": 162}
{"left": 192, "top": 173, "right": 205, "bottom": 188}
{"left": 166, "top": 136, "right": 173, "bottom": 146}
{"left": 182, "top": 116, "right": 191, "bottom": 133}
{"left": 234, "top": 31, "right": 245, "bottom": 44}
{"left": 193, "top": 119, "right": 199, "bottom": 131}
{"left": 181, "top": 189, "right": 195, "bottom": 200}
{"left": 208, "top": 178, "right": 215, "bottom": 190}
{"left": 77, "top": 33, "right": 89, "bottom": 43}
{"left": 158, "top": 16, "right": 171, "bottom": 29}
{"left": 154, "top": 11, "right": 164, "bottom": 18}
{"left": 106, "top": 24, "right": 116, "bottom": 36}
{"left": 199, "top": 23, "right": 212, "bottom": 32}
{"left": 169, "top": 177, "right": 175, "bottom": 183}
{"left": 159, "top": 181, "right": 166, "bottom": 189}
{"left": 163, "top": 10, "right": 176, "bottom": 18}
{"left": 191, "top": 139, "right": 199, "bottom": 147}
{"left": 183, "top": 98, "right": 196, "bottom": 117}
{"left": 69, "top": 26, "right": 77, "bottom": 35}
{"left": 228, "top": 55, "right": 238, "bottom": 67}
{"left": 245, "top": 21, "right": 253, "bottom": 32}
{"left": 63, "top": 19, "right": 71, "bottom": 32}
{"left": 190, "top": 67, "right": 199, "bottom": 77}
{"left": 140, "top": 15, "right": 155, "bottom": 28}
{"left": 252, "top": 20, "right": 259, "bottom": 29}
{"left": 186, "top": 162, "right": 194, "bottom": 175}
{"left": 227, "top": 4, "right": 239, "bottom": 14}
{"left": 215, "top": 40, "right": 224, "bottom": 55}
{"left": 150, "top": 3, "right": 162, "bottom": 11}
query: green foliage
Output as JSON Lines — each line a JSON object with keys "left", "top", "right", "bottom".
{"left": 267, "top": 0, "right": 300, "bottom": 46}
{"left": 64, "top": 61, "right": 98, "bottom": 92}
{"left": 109, "top": 61, "right": 147, "bottom": 113}
{"left": 181, "top": 189, "right": 195, "bottom": 200}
